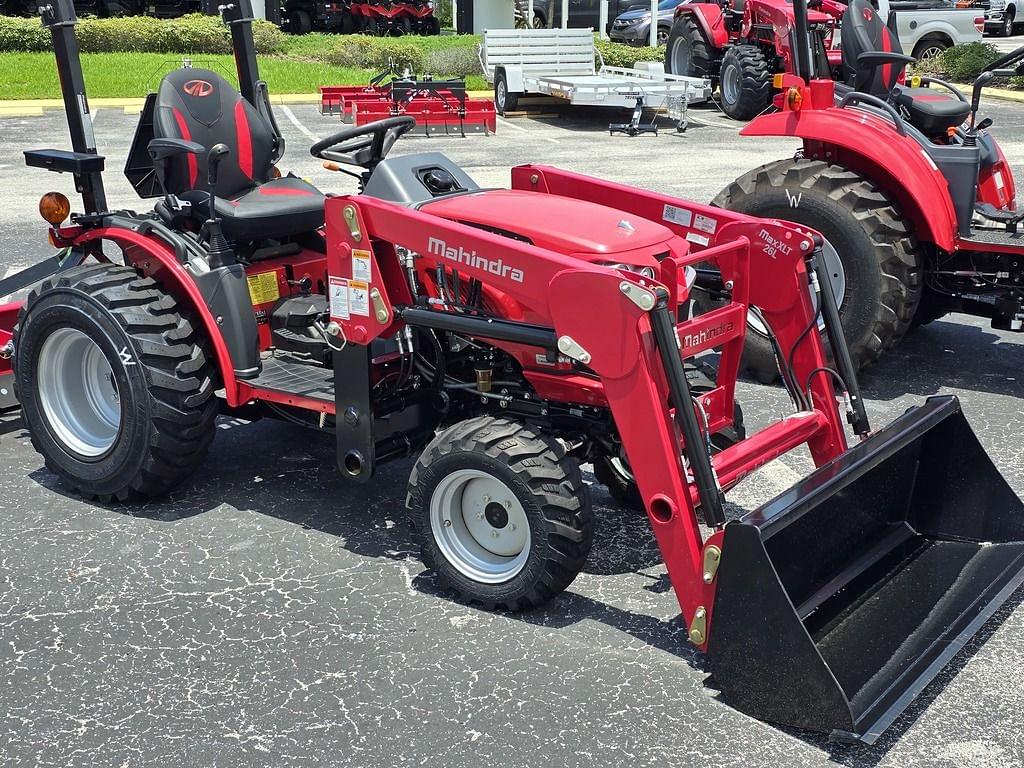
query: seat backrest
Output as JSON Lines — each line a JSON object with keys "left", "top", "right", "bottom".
{"left": 481, "top": 28, "right": 596, "bottom": 79}
{"left": 152, "top": 68, "right": 275, "bottom": 198}
{"left": 841, "top": 0, "right": 905, "bottom": 96}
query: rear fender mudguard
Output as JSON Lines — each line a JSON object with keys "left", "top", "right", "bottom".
{"left": 72, "top": 228, "right": 240, "bottom": 405}
{"left": 741, "top": 109, "right": 959, "bottom": 253}
{"left": 676, "top": 5, "right": 731, "bottom": 50}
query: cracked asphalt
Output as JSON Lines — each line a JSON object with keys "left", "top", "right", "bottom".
{"left": 3, "top": 94, "right": 1024, "bottom": 767}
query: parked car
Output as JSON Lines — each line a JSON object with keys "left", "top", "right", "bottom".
{"left": 519, "top": 0, "right": 649, "bottom": 31}
{"left": 610, "top": 0, "right": 687, "bottom": 46}
{"left": 981, "top": 0, "right": 1020, "bottom": 36}
{"left": 882, "top": 0, "right": 984, "bottom": 58}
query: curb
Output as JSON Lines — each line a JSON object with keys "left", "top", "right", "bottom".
{"left": 950, "top": 83, "right": 1024, "bottom": 103}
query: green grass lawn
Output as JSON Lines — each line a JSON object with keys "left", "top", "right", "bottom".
{"left": 0, "top": 51, "right": 487, "bottom": 99}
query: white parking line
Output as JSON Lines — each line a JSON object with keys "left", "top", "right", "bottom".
{"left": 281, "top": 105, "right": 321, "bottom": 143}
{"left": 685, "top": 112, "right": 742, "bottom": 131}
{"left": 497, "top": 116, "right": 560, "bottom": 144}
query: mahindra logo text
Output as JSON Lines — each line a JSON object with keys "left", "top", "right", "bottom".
{"left": 427, "top": 237, "right": 524, "bottom": 283}
{"left": 682, "top": 321, "right": 734, "bottom": 349}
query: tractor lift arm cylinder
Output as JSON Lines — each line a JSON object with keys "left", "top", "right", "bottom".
{"left": 649, "top": 295, "right": 727, "bottom": 527}
{"left": 811, "top": 245, "right": 871, "bottom": 437}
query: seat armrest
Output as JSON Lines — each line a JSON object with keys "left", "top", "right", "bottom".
{"left": 148, "top": 137, "right": 205, "bottom": 162}
{"left": 24, "top": 149, "right": 105, "bottom": 175}
{"left": 857, "top": 51, "right": 917, "bottom": 67}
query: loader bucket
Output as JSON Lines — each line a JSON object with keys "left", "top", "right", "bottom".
{"left": 706, "top": 395, "right": 1024, "bottom": 743}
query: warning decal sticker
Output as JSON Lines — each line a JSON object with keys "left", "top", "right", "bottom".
{"left": 329, "top": 276, "right": 350, "bottom": 320}
{"left": 246, "top": 272, "right": 280, "bottom": 306}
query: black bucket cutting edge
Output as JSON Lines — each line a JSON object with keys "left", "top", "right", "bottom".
{"left": 706, "top": 395, "right": 1024, "bottom": 743}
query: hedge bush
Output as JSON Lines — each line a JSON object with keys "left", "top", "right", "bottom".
{"left": 0, "top": 13, "right": 285, "bottom": 54}
{"left": 595, "top": 39, "right": 663, "bottom": 69}
{"left": 913, "top": 41, "right": 1001, "bottom": 82}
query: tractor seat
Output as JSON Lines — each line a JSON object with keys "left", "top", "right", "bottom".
{"left": 841, "top": 0, "right": 970, "bottom": 136}
{"left": 892, "top": 87, "right": 971, "bottom": 136}
{"left": 152, "top": 67, "right": 325, "bottom": 240}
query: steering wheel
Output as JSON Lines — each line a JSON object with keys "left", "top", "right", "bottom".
{"left": 310, "top": 116, "right": 417, "bottom": 171}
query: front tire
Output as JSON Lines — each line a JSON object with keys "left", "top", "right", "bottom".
{"left": 718, "top": 45, "right": 772, "bottom": 120}
{"left": 408, "top": 417, "right": 593, "bottom": 611}
{"left": 665, "top": 17, "right": 713, "bottom": 78}
{"left": 714, "top": 159, "right": 922, "bottom": 382}
{"left": 13, "top": 264, "right": 218, "bottom": 501}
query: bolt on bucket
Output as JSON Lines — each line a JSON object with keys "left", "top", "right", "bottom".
{"left": 706, "top": 395, "right": 1024, "bottom": 743}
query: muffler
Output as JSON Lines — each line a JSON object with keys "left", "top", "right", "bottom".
{"left": 707, "top": 395, "right": 1024, "bottom": 743}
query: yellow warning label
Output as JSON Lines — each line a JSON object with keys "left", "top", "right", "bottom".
{"left": 247, "top": 271, "right": 280, "bottom": 305}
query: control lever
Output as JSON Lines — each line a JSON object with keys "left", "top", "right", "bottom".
{"left": 203, "top": 143, "right": 233, "bottom": 268}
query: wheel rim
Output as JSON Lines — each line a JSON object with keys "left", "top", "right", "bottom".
{"left": 670, "top": 37, "right": 692, "bottom": 74}
{"left": 747, "top": 235, "right": 846, "bottom": 336}
{"left": 657, "top": 28, "right": 669, "bottom": 46}
{"left": 430, "top": 469, "right": 531, "bottom": 584}
{"left": 721, "top": 61, "right": 740, "bottom": 105}
{"left": 37, "top": 327, "right": 122, "bottom": 458}
{"left": 1007, "top": 17, "right": 1014, "bottom": 35}
{"left": 918, "top": 44, "right": 945, "bottom": 60}
{"left": 497, "top": 79, "right": 507, "bottom": 111}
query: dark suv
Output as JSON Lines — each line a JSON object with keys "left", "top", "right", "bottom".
{"left": 522, "top": 0, "right": 653, "bottom": 32}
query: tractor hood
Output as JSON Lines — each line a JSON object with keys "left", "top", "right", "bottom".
{"left": 421, "top": 190, "right": 675, "bottom": 260}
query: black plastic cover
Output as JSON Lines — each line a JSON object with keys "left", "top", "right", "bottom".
{"left": 24, "top": 148, "right": 105, "bottom": 175}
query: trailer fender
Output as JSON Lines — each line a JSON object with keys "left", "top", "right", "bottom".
{"left": 499, "top": 65, "right": 525, "bottom": 95}
{"left": 676, "top": 4, "right": 731, "bottom": 50}
{"left": 72, "top": 228, "right": 241, "bottom": 405}
{"left": 741, "top": 109, "right": 959, "bottom": 253}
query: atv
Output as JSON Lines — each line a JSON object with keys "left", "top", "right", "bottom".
{"left": 4, "top": 0, "right": 1024, "bottom": 745}
{"left": 719, "top": 0, "right": 1024, "bottom": 379}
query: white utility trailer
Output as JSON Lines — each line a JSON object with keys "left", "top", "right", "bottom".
{"left": 479, "top": 28, "right": 711, "bottom": 131}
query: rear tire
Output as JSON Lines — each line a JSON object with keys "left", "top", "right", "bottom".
{"left": 594, "top": 361, "right": 745, "bottom": 510}
{"left": 718, "top": 45, "right": 772, "bottom": 120}
{"left": 408, "top": 417, "right": 593, "bottom": 611}
{"left": 494, "top": 69, "right": 519, "bottom": 115}
{"left": 911, "top": 35, "right": 950, "bottom": 61}
{"left": 340, "top": 10, "right": 354, "bottom": 33}
{"left": 714, "top": 159, "right": 922, "bottom": 382}
{"left": 291, "top": 9, "right": 312, "bottom": 34}
{"left": 665, "top": 17, "right": 713, "bottom": 78}
{"left": 1001, "top": 8, "right": 1016, "bottom": 36}
{"left": 13, "top": 264, "right": 218, "bottom": 501}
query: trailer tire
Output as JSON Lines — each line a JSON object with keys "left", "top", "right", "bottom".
{"left": 494, "top": 69, "right": 519, "bottom": 115}
{"left": 718, "top": 45, "right": 772, "bottom": 120}
{"left": 594, "top": 361, "right": 744, "bottom": 511}
{"left": 408, "top": 417, "right": 593, "bottom": 611}
{"left": 12, "top": 264, "right": 218, "bottom": 502}
{"left": 714, "top": 159, "right": 921, "bottom": 382}
{"left": 665, "top": 16, "right": 713, "bottom": 79}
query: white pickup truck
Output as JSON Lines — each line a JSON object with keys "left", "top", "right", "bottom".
{"left": 879, "top": 0, "right": 985, "bottom": 59}
{"left": 983, "top": 0, "right": 1020, "bottom": 38}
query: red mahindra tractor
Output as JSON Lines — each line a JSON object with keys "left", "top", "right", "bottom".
{"left": 664, "top": 0, "right": 846, "bottom": 119}
{"left": 3, "top": 0, "right": 1024, "bottom": 745}
{"left": 717, "top": 0, "right": 1024, "bottom": 379}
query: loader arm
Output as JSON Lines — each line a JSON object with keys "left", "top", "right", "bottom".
{"left": 323, "top": 186, "right": 849, "bottom": 648}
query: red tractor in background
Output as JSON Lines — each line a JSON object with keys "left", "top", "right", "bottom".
{"left": 664, "top": 0, "right": 846, "bottom": 119}
{"left": 718, "top": 0, "right": 1024, "bottom": 379}
{"left": 283, "top": 0, "right": 440, "bottom": 34}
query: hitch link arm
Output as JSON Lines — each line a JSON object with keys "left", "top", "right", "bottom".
{"left": 649, "top": 291, "right": 728, "bottom": 527}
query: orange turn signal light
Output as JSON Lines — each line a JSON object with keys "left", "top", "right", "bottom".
{"left": 773, "top": 73, "right": 785, "bottom": 89}
{"left": 39, "top": 192, "right": 71, "bottom": 225}
{"left": 786, "top": 87, "right": 803, "bottom": 111}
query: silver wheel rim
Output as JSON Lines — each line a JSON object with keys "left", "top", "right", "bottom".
{"left": 670, "top": 37, "right": 692, "bottom": 74}
{"left": 430, "top": 469, "right": 531, "bottom": 583}
{"left": 721, "top": 62, "right": 741, "bottom": 106}
{"left": 37, "top": 327, "right": 122, "bottom": 458}
{"left": 657, "top": 28, "right": 669, "bottom": 46}
{"left": 497, "top": 79, "right": 506, "bottom": 111}
{"left": 918, "top": 44, "right": 944, "bottom": 60}
{"left": 747, "top": 236, "right": 846, "bottom": 336}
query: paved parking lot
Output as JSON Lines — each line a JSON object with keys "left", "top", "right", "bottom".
{"left": 3, "top": 97, "right": 1024, "bottom": 767}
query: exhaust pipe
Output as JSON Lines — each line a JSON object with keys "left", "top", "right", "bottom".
{"left": 707, "top": 395, "right": 1024, "bottom": 743}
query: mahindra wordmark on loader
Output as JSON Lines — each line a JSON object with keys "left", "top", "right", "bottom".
{"left": 3, "top": 0, "right": 1024, "bottom": 746}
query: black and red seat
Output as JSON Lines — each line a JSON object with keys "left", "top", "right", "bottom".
{"left": 152, "top": 68, "right": 325, "bottom": 240}
{"left": 841, "top": 0, "right": 970, "bottom": 136}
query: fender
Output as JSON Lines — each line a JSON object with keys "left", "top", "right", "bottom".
{"left": 676, "top": 4, "right": 731, "bottom": 50}
{"left": 72, "top": 228, "right": 242, "bottom": 406}
{"left": 741, "top": 107, "right": 959, "bottom": 253}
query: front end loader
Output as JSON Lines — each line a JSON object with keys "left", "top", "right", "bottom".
{"left": 3, "top": 0, "right": 1024, "bottom": 745}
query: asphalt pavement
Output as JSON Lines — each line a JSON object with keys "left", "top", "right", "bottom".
{"left": 3, "top": 96, "right": 1024, "bottom": 767}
